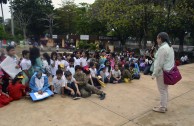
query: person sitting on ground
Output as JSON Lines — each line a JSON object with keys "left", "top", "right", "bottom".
{"left": 62, "top": 71, "right": 81, "bottom": 100}
{"left": 100, "top": 64, "right": 111, "bottom": 83}
{"left": 20, "top": 50, "right": 32, "bottom": 90}
{"left": 66, "top": 57, "right": 75, "bottom": 76}
{"left": 83, "top": 67, "right": 102, "bottom": 89}
{"left": 74, "top": 65, "right": 106, "bottom": 100}
{"left": 110, "top": 64, "right": 122, "bottom": 84}
{"left": 143, "top": 55, "right": 153, "bottom": 75}
{"left": 99, "top": 49, "right": 107, "bottom": 65}
{"left": 130, "top": 63, "right": 140, "bottom": 80}
{"left": 1, "top": 46, "right": 20, "bottom": 93}
{"left": 29, "top": 70, "right": 50, "bottom": 95}
{"left": 122, "top": 63, "right": 132, "bottom": 83}
{"left": 0, "top": 71, "right": 13, "bottom": 107}
{"left": 51, "top": 69, "right": 66, "bottom": 95}
{"left": 7, "top": 73, "right": 26, "bottom": 100}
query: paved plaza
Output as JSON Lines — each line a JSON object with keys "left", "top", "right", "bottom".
{"left": 0, "top": 64, "right": 194, "bottom": 126}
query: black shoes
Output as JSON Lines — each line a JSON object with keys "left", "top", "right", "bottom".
{"left": 99, "top": 93, "right": 106, "bottom": 100}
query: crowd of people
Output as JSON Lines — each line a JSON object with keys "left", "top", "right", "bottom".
{"left": 0, "top": 44, "right": 157, "bottom": 107}
{"left": 0, "top": 32, "right": 180, "bottom": 114}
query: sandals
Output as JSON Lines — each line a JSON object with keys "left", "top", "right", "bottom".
{"left": 152, "top": 107, "right": 167, "bottom": 113}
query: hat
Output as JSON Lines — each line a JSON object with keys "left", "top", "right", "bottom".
{"left": 17, "top": 75, "right": 24, "bottom": 79}
{"left": 59, "top": 64, "right": 65, "bottom": 68}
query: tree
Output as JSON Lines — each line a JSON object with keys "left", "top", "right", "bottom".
{"left": 53, "top": 0, "right": 77, "bottom": 35}
{"left": 12, "top": 0, "right": 54, "bottom": 40}
{"left": 0, "top": 0, "right": 8, "bottom": 31}
{"left": 0, "top": 16, "right": 3, "bottom": 24}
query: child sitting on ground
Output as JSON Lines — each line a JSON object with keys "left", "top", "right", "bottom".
{"left": 130, "top": 63, "right": 140, "bottom": 80}
{"left": 29, "top": 70, "right": 50, "bottom": 95}
{"left": 51, "top": 69, "right": 66, "bottom": 94}
{"left": 111, "top": 64, "right": 122, "bottom": 84}
{"left": 0, "top": 82, "right": 13, "bottom": 107}
{"left": 74, "top": 65, "right": 106, "bottom": 100}
{"left": 62, "top": 71, "right": 81, "bottom": 100}
{"left": 66, "top": 57, "right": 75, "bottom": 76}
{"left": 7, "top": 73, "right": 26, "bottom": 100}
{"left": 122, "top": 63, "right": 132, "bottom": 83}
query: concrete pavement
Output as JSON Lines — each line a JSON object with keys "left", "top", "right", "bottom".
{"left": 0, "top": 64, "right": 194, "bottom": 126}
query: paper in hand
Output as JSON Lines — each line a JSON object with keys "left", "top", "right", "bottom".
{"left": 0, "top": 56, "right": 22, "bottom": 79}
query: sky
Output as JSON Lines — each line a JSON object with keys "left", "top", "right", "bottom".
{"left": 0, "top": 0, "right": 95, "bottom": 19}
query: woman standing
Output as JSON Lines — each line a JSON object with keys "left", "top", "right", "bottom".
{"left": 152, "top": 32, "right": 174, "bottom": 113}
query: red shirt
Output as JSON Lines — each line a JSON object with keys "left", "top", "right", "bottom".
{"left": 7, "top": 82, "right": 25, "bottom": 100}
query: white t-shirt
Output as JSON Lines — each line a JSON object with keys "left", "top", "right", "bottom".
{"left": 89, "top": 68, "right": 97, "bottom": 77}
{"left": 35, "top": 74, "right": 47, "bottom": 90}
{"left": 50, "top": 60, "right": 57, "bottom": 76}
{"left": 66, "top": 66, "right": 75, "bottom": 76}
{"left": 65, "top": 77, "right": 76, "bottom": 84}
{"left": 105, "top": 67, "right": 110, "bottom": 77}
{"left": 111, "top": 69, "right": 121, "bottom": 78}
{"left": 56, "top": 45, "right": 59, "bottom": 50}
{"left": 181, "top": 56, "right": 185, "bottom": 62}
{"left": 80, "top": 57, "right": 88, "bottom": 67}
{"left": 20, "top": 58, "right": 32, "bottom": 70}
{"left": 56, "top": 60, "right": 69, "bottom": 67}
{"left": 184, "top": 55, "right": 188, "bottom": 61}
{"left": 74, "top": 57, "right": 80, "bottom": 66}
{"left": 51, "top": 76, "right": 66, "bottom": 94}
{"left": 42, "top": 59, "right": 49, "bottom": 69}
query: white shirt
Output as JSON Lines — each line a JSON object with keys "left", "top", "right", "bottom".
{"left": 65, "top": 77, "right": 76, "bottom": 84}
{"left": 153, "top": 42, "right": 174, "bottom": 77}
{"left": 181, "top": 56, "right": 185, "bottom": 62}
{"left": 184, "top": 55, "right": 188, "bottom": 61}
{"left": 56, "top": 60, "right": 69, "bottom": 67}
{"left": 111, "top": 69, "right": 121, "bottom": 78}
{"left": 42, "top": 59, "right": 49, "bottom": 69}
{"left": 20, "top": 58, "right": 31, "bottom": 70}
{"left": 35, "top": 74, "right": 47, "bottom": 90}
{"left": 11, "top": 41, "right": 15, "bottom": 46}
{"left": 80, "top": 57, "right": 88, "bottom": 67}
{"left": 51, "top": 76, "right": 66, "bottom": 94}
{"left": 89, "top": 68, "right": 97, "bottom": 77}
{"left": 56, "top": 45, "right": 59, "bottom": 50}
{"left": 66, "top": 66, "right": 75, "bottom": 76}
{"left": 50, "top": 60, "right": 57, "bottom": 76}
{"left": 105, "top": 67, "right": 110, "bottom": 77}
{"left": 74, "top": 57, "right": 80, "bottom": 66}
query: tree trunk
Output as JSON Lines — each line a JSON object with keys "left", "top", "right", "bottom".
{"left": 178, "top": 31, "right": 185, "bottom": 57}
{"left": 10, "top": 0, "right": 15, "bottom": 37}
{"left": 0, "top": 3, "right": 5, "bottom": 32}
{"left": 23, "top": 27, "right": 27, "bottom": 43}
{"left": 143, "top": 5, "right": 148, "bottom": 49}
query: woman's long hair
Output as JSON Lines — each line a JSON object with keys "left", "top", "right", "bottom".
{"left": 30, "top": 47, "right": 40, "bottom": 66}
{"left": 157, "top": 32, "right": 171, "bottom": 47}
{"left": 43, "top": 53, "right": 51, "bottom": 65}
{"left": 51, "top": 51, "right": 57, "bottom": 60}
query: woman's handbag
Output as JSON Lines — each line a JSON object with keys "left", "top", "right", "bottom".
{"left": 163, "top": 65, "right": 182, "bottom": 85}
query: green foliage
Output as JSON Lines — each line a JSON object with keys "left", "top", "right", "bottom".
{"left": 12, "top": 0, "right": 54, "bottom": 36}
{"left": 78, "top": 40, "right": 97, "bottom": 50}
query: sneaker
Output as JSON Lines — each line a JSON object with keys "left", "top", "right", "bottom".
{"left": 113, "top": 81, "right": 118, "bottom": 84}
{"left": 99, "top": 93, "right": 106, "bottom": 100}
{"left": 76, "top": 95, "right": 81, "bottom": 99}
{"left": 152, "top": 107, "right": 167, "bottom": 113}
{"left": 72, "top": 95, "right": 81, "bottom": 100}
